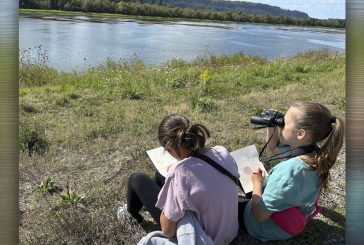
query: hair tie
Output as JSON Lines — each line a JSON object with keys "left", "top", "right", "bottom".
{"left": 330, "top": 116, "right": 336, "bottom": 123}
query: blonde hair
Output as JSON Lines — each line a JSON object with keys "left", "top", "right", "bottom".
{"left": 292, "top": 102, "right": 344, "bottom": 189}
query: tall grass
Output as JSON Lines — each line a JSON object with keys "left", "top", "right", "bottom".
{"left": 19, "top": 45, "right": 58, "bottom": 87}
{"left": 19, "top": 49, "right": 345, "bottom": 244}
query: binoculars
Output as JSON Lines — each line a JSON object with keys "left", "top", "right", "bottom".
{"left": 250, "top": 109, "right": 285, "bottom": 128}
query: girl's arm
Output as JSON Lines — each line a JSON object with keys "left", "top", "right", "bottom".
{"left": 251, "top": 171, "right": 273, "bottom": 221}
{"left": 160, "top": 212, "right": 177, "bottom": 238}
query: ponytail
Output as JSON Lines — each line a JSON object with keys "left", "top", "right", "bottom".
{"left": 292, "top": 102, "right": 344, "bottom": 189}
{"left": 158, "top": 114, "right": 210, "bottom": 157}
{"left": 314, "top": 117, "right": 344, "bottom": 189}
{"left": 182, "top": 123, "right": 210, "bottom": 154}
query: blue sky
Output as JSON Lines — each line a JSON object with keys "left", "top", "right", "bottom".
{"left": 231, "top": 0, "right": 345, "bottom": 19}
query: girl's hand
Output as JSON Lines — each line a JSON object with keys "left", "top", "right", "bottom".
{"left": 251, "top": 168, "right": 264, "bottom": 186}
{"left": 160, "top": 212, "right": 177, "bottom": 238}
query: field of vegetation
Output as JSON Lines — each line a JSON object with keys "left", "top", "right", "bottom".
{"left": 19, "top": 48, "right": 345, "bottom": 244}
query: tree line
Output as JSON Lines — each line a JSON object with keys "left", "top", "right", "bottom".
{"left": 136, "top": 0, "right": 309, "bottom": 18}
{"left": 19, "top": 0, "right": 345, "bottom": 28}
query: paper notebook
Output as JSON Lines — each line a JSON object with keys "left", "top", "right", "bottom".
{"left": 230, "top": 144, "right": 268, "bottom": 193}
{"left": 146, "top": 144, "right": 268, "bottom": 193}
{"left": 146, "top": 147, "right": 178, "bottom": 177}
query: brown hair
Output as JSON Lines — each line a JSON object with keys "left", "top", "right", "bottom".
{"left": 291, "top": 102, "right": 344, "bottom": 189}
{"left": 158, "top": 114, "right": 210, "bottom": 157}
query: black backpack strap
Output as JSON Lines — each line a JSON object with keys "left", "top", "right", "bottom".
{"left": 193, "top": 153, "right": 245, "bottom": 192}
{"left": 259, "top": 144, "right": 317, "bottom": 163}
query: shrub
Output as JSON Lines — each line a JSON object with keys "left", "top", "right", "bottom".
{"left": 166, "top": 74, "right": 192, "bottom": 89}
{"left": 19, "top": 45, "right": 57, "bottom": 87}
{"left": 125, "top": 88, "right": 143, "bottom": 100}
{"left": 119, "top": 80, "right": 145, "bottom": 100}
{"left": 58, "top": 189, "right": 86, "bottom": 209}
{"left": 19, "top": 121, "right": 49, "bottom": 156}
{"left": 56, "top": 96, "right": 70, "bottom": 107}
{"left": 295, "top": 64, "right": 310, "bottom": 73}
{"left": 164, "top": 59, "right": 189, "bottom": 69}
{"left": 68, "top": 93, "right": 81, "bottom": 100}
{"left": 191, "top": 97, "right": 216, "bottom": 112}
{"left": 34, "top": 177, "right": 63, "bottom": 195}
{"left": 64, "top": 3, "right": 72, "bottom": 11}
{"left": 19, "top": 64, "right": 57, "bottom": 87}
{"left": 295, "top": 48, "right": 332, "bottom": 61}
{"left": 20, "top": 101, "right": 37, "bottom": 113}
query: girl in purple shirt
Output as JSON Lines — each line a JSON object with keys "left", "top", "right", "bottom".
{"left": 122, "top": 114, "right": 239, "bottom": 244}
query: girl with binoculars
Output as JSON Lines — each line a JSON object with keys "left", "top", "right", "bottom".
{"left": 239, "top": 102, "right": 344, "bottom": 241}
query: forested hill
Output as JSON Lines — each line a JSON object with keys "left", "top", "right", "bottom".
{"left": 21, "top": 0, "right": 309, "bottom": 18}
{"left": 147, "top": 0, "right": 309, "bottom": 18}
{"left": 20, "top": 0, "right": 345, "bottom": 28}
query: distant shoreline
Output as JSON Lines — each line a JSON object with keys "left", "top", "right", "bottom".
{"left": 20, "top": 8, "right": 345, "bottom": 29}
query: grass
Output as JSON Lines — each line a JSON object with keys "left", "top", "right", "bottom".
{"left": 19, "top": 49, "right": 345, "bottom": 244}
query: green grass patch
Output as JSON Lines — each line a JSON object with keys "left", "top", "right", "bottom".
{"left": 19, "top": 120, "right": 49, "bottom": 156}
{"left": 19, "top": 49, "right": 345, "bottom": 244}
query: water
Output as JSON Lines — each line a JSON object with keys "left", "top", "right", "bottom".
{"left": 19, "top": 14, "right": 345, "bottom": 72}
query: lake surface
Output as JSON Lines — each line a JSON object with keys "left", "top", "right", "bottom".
{"left": 20, "top": 14, "right": 345, "bottom": 72}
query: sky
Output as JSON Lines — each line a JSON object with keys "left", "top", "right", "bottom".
{"left": 230, "top": 0, "right": 345, "bottom": 19}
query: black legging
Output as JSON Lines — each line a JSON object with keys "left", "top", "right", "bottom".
{"left": 127, "top": 171, "right": 165, "bottom": 225}
{"left": 128, "top": 170, "right": 250, "bottom": 231}
{"left": 238, "top": 195, "right": 250, "bottom": 231}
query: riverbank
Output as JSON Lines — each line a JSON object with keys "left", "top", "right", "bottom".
{"left": 19, "top": 9, "right": 237, "bottom": 30}
{"left": 19, "top": 50, "right": 345, "bottom": 244}
{"left": 20, "top": 8, "right": 345, "bottom": 29}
